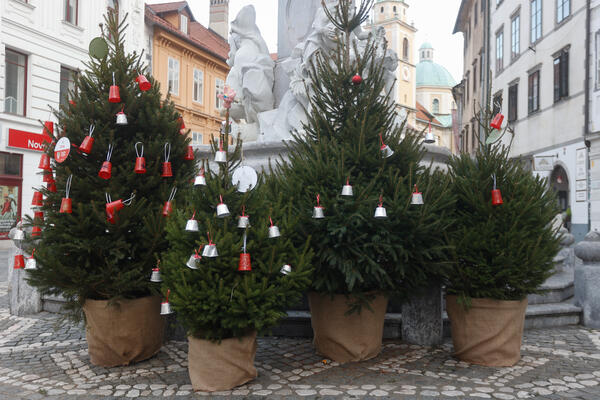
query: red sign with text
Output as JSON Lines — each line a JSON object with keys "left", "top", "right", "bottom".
{"left": 8, "top": 129, "right": 52, "bottom": 152}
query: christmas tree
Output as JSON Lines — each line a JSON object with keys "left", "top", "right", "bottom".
{"left": 446, "top": 107, "right": 560, "bottom": 302}
{"left": 267, "top": 0, "right": 454, "bottom": 307}
{"left": 161, "top": 103, "right": 313, "bottom": 341}
{"left": 24, "top": 8, "right": 196, "bottom": 320}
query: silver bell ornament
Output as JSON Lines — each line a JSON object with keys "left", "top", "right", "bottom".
{"left": 374, "top": 195, "right": 388, "bottom": 219}
{"left": 214, "top": 135, "right": 227, "bottom": 163}
{"left": 424, "top": 123, "right": 435, "bottom": 144}
{"left": 186, "top": 253, "right": 200, "bottom": 270}
{"left": 312, "top": 194, "right": 325, "bottom": 219}
{"left": 150, "top": 267, "right": 162, "bottom": 283}
{"left": 185, "top": 211, "right": 199, "bottom": 232}
{"left": 280, "top": 264, "right": 292, "bottom": 275}
{"left": 216, "top": 195, "right": 230, "bottom": 218}
{"left": 268, "top": 217, "right": 281, "bottom": 238}
{"left": 115, "top": 106, "right": 128, "bottom": 125}
{"left": 411, "top": 184, "right": 424, "bottom": 205}
{"left": 160, "top": 289, "right": 173, "bottom": 315}
{"left": 202, "top": 233, "right": 219, "bottom": 257}
{"left": 24, "top": 249, "right": 37, "bottom": 270}
{"left": 194, "top": 168, "right": 207, "bottom": 186}
{"left": 341, "top": 178, "right": 353, "bottom": 197}
{"left": 380, "top": 134, "right": 394, "bottom": 158}
{"left": 238, "top": 206, "right": 250, "bottom": 228}
{"left": 13, "top": 221, "right": 25, "bottom": 241}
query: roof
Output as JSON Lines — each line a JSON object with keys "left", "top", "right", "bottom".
{"left": 145, "top": 3, "right": 229, "bottom": 62}
{"left": 415, "top": 102, "right": 441, "bottom": 125}
{"left": 146, "top": 1, "right": 196, "bottom": 22}
{"left": 419, "top": 42, "right": 433, "bottom": 50}
{"left": 453, "top": 0, "right": 473, "bottom": 34}
{"left": 416, "top": 60, "right": 457, "bottom": 88}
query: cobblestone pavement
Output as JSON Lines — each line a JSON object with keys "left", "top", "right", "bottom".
{"left": 1, "top": 281, "right": 599, "bottom": 399}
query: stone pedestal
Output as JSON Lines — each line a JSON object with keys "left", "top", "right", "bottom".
{"left": 574, "top": 231, "right": 600, "bottom": 328}
{"left": 7, "top": 245, "right": 42, "bottom": 316}
{"left": 401, "top": 284, "right": 443, "bottom": 346}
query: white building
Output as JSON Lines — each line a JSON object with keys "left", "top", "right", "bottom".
{"left": 491, "top": 0, "right": 588, "bottom": 241}
{"left": 0, "top": 0, "right": 146, "bottom": 243}
{"left": 588, "top": 0, "right": 600, "bottom": 232}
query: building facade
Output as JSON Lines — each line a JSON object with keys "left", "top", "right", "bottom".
{"left": 588, "top": 0, "right": 600, "bottom": 231}
{"left": 415, "top": 43, "right": 457, "bottom": 152}
{"left": 0, "top": 0, "right": 145, "bottom": 242}
{"left": 491, "top": 0, "right": 588, "bottom": 241}
{"left": 369, "top": 0, "right": 417, "bottom": 127}
{"left": 145, "top": 1, "right": 230, "bottom": 147}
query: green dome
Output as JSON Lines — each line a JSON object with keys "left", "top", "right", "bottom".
{"left": 416, "top": 60, "right": 457, "bottom": 88}
{"left": 419, "top": 42, "right": 433, "bottom": 50}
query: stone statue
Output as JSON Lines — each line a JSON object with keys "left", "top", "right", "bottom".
{"left": 226, "top": 5, "right": 275, "bottom": 129}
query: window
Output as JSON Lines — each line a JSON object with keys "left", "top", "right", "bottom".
{"left": 0, "top": 152, "right": 22, "bottom": 240}
{"left": 528, "top": 70, "right": 540, "bottom": 113}
{"left": 557, "top": 0, "right": 570, "bottom": 23}
{"left": 531, "top": 0, "right": 542, "bottom": 43}
{"left": 496, "top": 30, "right": 504, "bottom": 72}
{"left": 473, "top": 62, "right": 477, "bottom": 93}
{"left": 474, "top": 3, "right": 478, "bottom": 26}
{"left": 481, "top": 0, "right": 485, "bottom": 12}
{"left": 511, "top": 13, "right": 520, "bottom": 59}
{"left": 192, "top": 132, "right": 203, "bottom": 145}
{"left": 554, "top": 50, "right": 569, "bottom": 102}
{"left": 64, "top": 0, "right": 78, "bottom": 25}
{"left": 432, "top": 99, "right": 440, "bottom": 114}
{"left": 493, "top": 92, "right": 503, "bottom": 114}
{"left": 402, "top": 38, "right": 409, "bottom": 61}
{"left": 380, "top": 6, "right": 384, "bottom": 13}
{"left": 180, "top": 14, "right": 188, "bottom": 34}
{"left": 480, "top": 50, "right": 484, "bottom": 84}
{"left": 393, "top": 6, "right": 397, "bottom": 13}
{"left": 508, "top": 83, "right": 518, "bottom": 122}
{"left": 4, "top": 49, "right": 27, "bottom": 116}
{"left": 595, "top": 31, "right": 600, "bottom": 90}
{"left": 193, "top": 69, "right": 204, "bottom": 104}
{"left": 168, "top": 57, "right": 180, "bottom": 96}
{"left": 215, "top": 78, "right": 224, "bottom": 109}
{"left": 59, "top": 67, "right": 77, "bottom": 108}
{"left": 466, "top": 72, "right": 470, "bottom": 103}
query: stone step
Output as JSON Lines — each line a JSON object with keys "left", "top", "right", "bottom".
{"left": 527, "top": 270, "right": 574, "bottom": 305}
{"left": 42, "top": 294, "right": 68, "bottom": 313}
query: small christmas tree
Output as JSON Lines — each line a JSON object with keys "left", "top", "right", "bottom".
{"left": 446, "top": 107, "right": 560, "bottom": 302}
{"left": 268, "top": 0, "right": 454, "bottom": 306}
{"left": 24, "top": 8, "right": 196, "bottom": 320}
{"left": 161, "top": 101, "right": 313, "bottom": 342}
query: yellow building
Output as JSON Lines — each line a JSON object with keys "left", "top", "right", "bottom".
{"left": 145, "top": 1, "right": 230, "bottom": 145}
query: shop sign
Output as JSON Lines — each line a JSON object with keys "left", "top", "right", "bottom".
{"left": 8, "top": 129, "right": 51, "bottom": 152}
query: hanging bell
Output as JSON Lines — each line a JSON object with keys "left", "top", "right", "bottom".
{"left": 162, "top": 162, "right": 172, "bottom": 177}
{"left": 47, "top": 181, "right": 57, "bottom": 193}
{"left": 268, "top": 217, "right": 281, "bottom": 238}
{"left": 374, "top": 196, "right": 388, "bottom": 219}
{"left": 238, "top": 253, "right": 252, "bottom": 271}
{"left": 60, "top": 197, "right": 72, "bottom": 213}
{"left": 31, "top": 226, "right": 41, "bottom": 237}
{"left": 160, "top": 301, "right": 172, "bottom": 315}
{"left": 162, "top": 201, "right": 173, "bottom": 217}
{"left": 79, "top": 130, "right": 94, "bottom": 154}
{"left": 424, "top": 131, "right": 436, "bottom": 144}
{"left": 214, "top": 150, "right": 227, "bottom": 163}
{"left": 13, "top": 254, "right": 25, "bottom": 269}
{"left": 38, "top": 153, "right": 51, "bottom": 171}
{"left": 186, "top": 254, "right": 200, "bottom": 270}
{"left": 491, "top": 189, "right": 503, "bottom": 206}
{"left": 238, "top": 215, "right": 250, "bottom": 228}
{"left": 32, "top": 191, "right": 43, "bottom": 207}
{"left": 150, "top": 268, "right": 162, "bottom": 282}
{"left": 25, "top": 256, "right": 37, "bottom": 270}
{"left": 184, "top": 145, "right": 195, "bottom": 161}
{"left": 43, "top": 170, "right": 54, "bottom": 183}
{"left": 43, "top": 121, "right": 54, "bottom": 136}
{"left": 13, "top": 224, "right": 25, "bottom": 241}
{"left": 106, "top": 199, "right": 124, "bottom": 214}
{"left": 185, "top": 213, "right": 199, "bottom": 232}
{"left": 34, "top": 211, "right": 44, "bottom": 223}
{"left": 490, "top": 113, "right": 504, "bottom": 130}
{"left": 136, "top": 74, "right": 151, "bottom": 91}
{"left": 380, "top": 144, "right": 394, "bottom": 158}
{"left": 115, "top": 110, "right": 128, "bottom": 125}
{"left": 98, "top": 161, "right": 112, "bottom": 179}
{"left": 411, "top": 185, "right": 424, "bottom": 205}
{"left": 109, "top": 73, "right": 121, "bottom": 103}
{"left": 312, "top": 206, "right": 325, "bottom": 219}
{"left": 341, "top": 178, "right": 353, "bottom": 196}
{"left": 216, "top": 196, "right": 230, "bottom": 218}
{"left": 135, "top": 157, "right": 146, "bottom": 174}
{"left": 280, "top": 264, "right": 292, "bottom": 275}
{"left": 194, "top": 172, "right": 207, "bottom": 186}
{"left": 179, "top": 117, "right": 187, "bottom": 135}
{"left": 203, "top": 243, "right": 219, "bottom": 257}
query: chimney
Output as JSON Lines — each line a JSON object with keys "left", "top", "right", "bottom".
{"left": 209, "top": 0, "right": 229, "bottom": 40}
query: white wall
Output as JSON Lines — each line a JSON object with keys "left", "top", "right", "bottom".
{"left": 416, "top": 86, "right": 455, "bottom": 115}
{"left": 588, "top": 0, "right": 600, "bottom": 233}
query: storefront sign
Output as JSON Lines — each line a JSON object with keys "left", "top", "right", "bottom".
{"left": 8, "top": 129, "right": 51, "bottom": 152}
{"left": 533, "top": 156, "right": 554, "bottom": 171}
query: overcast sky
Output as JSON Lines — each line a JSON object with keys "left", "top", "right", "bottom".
{"left": 148, "top": 0, "right": 464, "bottom": 82}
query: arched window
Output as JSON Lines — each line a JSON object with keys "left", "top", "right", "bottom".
{"left": 402, "top": 38, "right": 409, "bottom": 60}
{"left": 432, "top": 98, "right": 440, "bottom": 114}
{"left": 380, "top": 6, "right": 384, "bottom": 13}
{"left": 393, "top": 6, "right": 397, "bottom": 13}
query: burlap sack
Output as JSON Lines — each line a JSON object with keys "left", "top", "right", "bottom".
{"left": 308, "top": 292, "right": 388, "bottom": 363}
{"left": 83, "top": 296, "right": 164, "bottom": 367}
{"left": 188, "top": 332, "right": 258, "bottom": 392}
{"left": 446, "top": 295, "right": 528, "bottom": 367}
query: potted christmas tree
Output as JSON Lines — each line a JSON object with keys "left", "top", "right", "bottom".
{"left": 268, "top": 0, "right": 454, "bottom": 363}
{"left": 23, "top": 9, "right": 196, "bottom": 367}
{"left": 161, "top": 99, "right": 313, "bottom": 392}
{"left": 445, "top": 107, "right": 560, "bottom": 366}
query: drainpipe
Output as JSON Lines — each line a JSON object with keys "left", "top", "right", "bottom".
{"left": 585, "top": 0, "right": 591, "bottom": 231}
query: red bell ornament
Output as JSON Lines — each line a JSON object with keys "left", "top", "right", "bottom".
{"left": 38, "top": 153, "right": 52, "bottom": 171}
{"left": 13, "top": 253, "right": 25, "bottom": 269}
{"left": 42, "top": 170, "right": 54, "bottom": 183}
{"left": 352, "top": 74, "right": 363, "bottom": 85}
{"left": 134, "top": 142, "right": 146, "bottom": 174}
{"left": 136, "top": 73, "right": 151, "bottom": 91}
{"left": 491, "top": 174, "right": 503, "bottom": 206}
{"left": 34, "top": 211, "right": 44, "bottom": 222}
{"left": 184, "top": 145, "right": 195, "bottom": 161}
{"left": 31, "top": 191, "right": 43, "bottom": 207}
{"left": 162, "top": 142, "right": 172, "bottom": 177}
{"left": 108, "top": 72, "right": 120, "bottom": 103}
{"left": 105, "top": 193, "right": 135, "bottom": 224}
{"left": 31, "top": 226, "right": 41, "bottom": 237}
{"left": 60, "top": 175, "right": 73, "bottom": 214}
{"left": 43, "top": 121, "right": 54, "bottom": 136}
{"left": 238, "top": 232, "right": 251, "bottom": 271}
{"left": 98, "top": 144, "right": 114, "bottom": 180}
{"left": 490, "top": 113, "right": 504, "bottom": 130}
{"left": 47, "top": 181, "right": 57, "bottom": 193}
{"left": 179, "top": 117, "right": 187, "bottom": 134}
{"left": 79, "top": 125, "right": 95, "bottom": 154}
{"left": 162, "top": 187, "right": 177, "bottom": 217}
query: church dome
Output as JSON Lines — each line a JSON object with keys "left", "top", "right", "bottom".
{"left": 416, "top": 42, "right": 457, "bottom": 88}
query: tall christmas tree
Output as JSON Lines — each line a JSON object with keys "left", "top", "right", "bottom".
{"left": 267, "top": 0, "right": 454, "bottom": 306}
{"left": 24, "top": 8, "right": 196, "bottom": 319}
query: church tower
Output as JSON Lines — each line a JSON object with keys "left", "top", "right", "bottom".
{"left": 367, "top": 0, "right": 417, "bottom": 126}
{"left": 209, "top": 0, "right": 229, "bottom": 40}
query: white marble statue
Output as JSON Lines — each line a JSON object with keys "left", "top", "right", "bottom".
{"left": 226, "top": 5, "right": 275, "bottom": 128}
